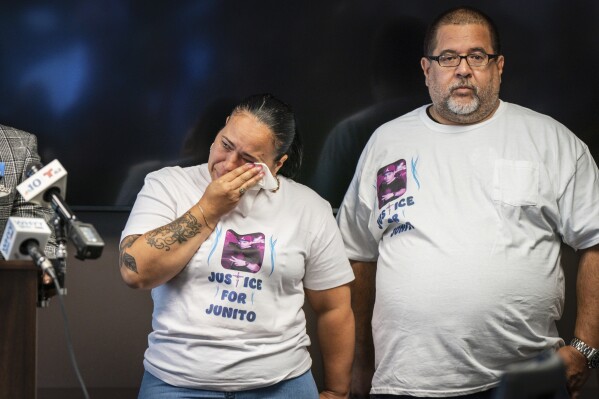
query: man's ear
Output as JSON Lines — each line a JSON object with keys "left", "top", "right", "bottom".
{"left": 421, "top": 57, "right": 431, "bottom": 87}
{"left": 496, "top": 55, "right": 505, "bottom": 82}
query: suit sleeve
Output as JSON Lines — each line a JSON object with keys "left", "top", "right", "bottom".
{"left": 11, "top": 134, "right": 58, "bottom": 257}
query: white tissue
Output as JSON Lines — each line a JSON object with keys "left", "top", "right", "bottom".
{"left": 250, "top": 163, "right": 278, "bottom": 190}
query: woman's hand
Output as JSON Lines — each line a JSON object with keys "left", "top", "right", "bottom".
{"left": 320, "top": 390, "right": 349, "bottom": 399}
{"left": 199, "top": 163, "right": 264, "bottom": 223}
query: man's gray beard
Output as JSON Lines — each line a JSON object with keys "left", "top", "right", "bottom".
{"left": 429, "top": 78, "right": 500, "bottom": 124}
{"left": 447, "top": 94, "right": 480, "bottom": 115}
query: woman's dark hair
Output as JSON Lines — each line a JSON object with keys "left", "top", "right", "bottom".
{"left": 232, "top": 93, "right": 303, "bottom": 179}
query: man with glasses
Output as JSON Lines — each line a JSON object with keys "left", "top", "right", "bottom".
{"left": 337, "top": 6, "right": 599, "bottom": 398}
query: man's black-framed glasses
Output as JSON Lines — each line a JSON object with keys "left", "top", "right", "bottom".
{"left": 426, "top": 51, "right": 500, "bottom": 67}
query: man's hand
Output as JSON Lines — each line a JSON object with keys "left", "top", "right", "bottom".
{"left": 557, "top": 345, "right": 591, "bottom": 398}
{"left": 350, "top": 365, "right": 374, "bottom": 398}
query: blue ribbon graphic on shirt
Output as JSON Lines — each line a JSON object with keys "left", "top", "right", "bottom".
{"left": 207, "top": 225, "right": 222, "bottom": 265}
{"left": 269, "top": 236, "right": 277, "bottom": 276}
{"left": 411, "top": 156, "right": 420, "bottom": 189}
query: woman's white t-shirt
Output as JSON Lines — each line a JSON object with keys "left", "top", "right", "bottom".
{"left": 122, "top": 164, "right": 354, "bottom": 390}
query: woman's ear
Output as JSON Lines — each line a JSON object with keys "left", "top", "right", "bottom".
{"left": 273, "top": 154, "right": 288, "bottom": 174}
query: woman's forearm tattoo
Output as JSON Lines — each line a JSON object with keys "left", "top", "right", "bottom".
{"left": 119, "top": 234, "right": 140, "bottom": 273}
{"left": 145, "top": 211, "right": 203, "bottom": 251}
{"left": 118, "top": 213, "right": 204, "bottom": 274}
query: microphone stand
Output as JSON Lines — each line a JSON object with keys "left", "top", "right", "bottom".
{"left": 37, "top": 215, "right": 68, "bottom": 307}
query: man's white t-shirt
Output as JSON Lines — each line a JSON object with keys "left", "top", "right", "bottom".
{"left": 337, "top": 101, "right": 599, "bottom": 396}
{"left": 122, "top": 164, "right": 354, "bottom": 391}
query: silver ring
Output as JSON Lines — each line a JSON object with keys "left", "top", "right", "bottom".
{"left": 239, "top": 187, "right": 246, "bottom": 195}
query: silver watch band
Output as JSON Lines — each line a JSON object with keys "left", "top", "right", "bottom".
{"left": 570, "top": 337, "right": 599, "bottom": 368}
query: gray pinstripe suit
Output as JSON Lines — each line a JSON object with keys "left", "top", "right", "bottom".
{"left": 0, "top": 124, "right": 56, "bottom": 259}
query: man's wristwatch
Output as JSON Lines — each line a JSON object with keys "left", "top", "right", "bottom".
{"left": 570, "top": 337, "right": 599, "bottom": 368}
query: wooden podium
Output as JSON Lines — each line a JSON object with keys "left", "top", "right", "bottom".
{"left": 0, "top": 260, "right": 38, "bottom": 399}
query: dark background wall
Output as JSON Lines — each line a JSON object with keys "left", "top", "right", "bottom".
{"left": 0, "top": 0, "right": 595, "bottom": 397}
{"left": 1, "top": 1, "right": 598, "bottom": 208}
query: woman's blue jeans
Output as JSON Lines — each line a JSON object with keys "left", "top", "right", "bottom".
{"left": 138, "top": 369, "right": 319, "bottom": 399}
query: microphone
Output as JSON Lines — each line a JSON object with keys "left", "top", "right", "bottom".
{"left": 17, "top": 160, "right": 104, "bottom": 260}
{"left": 1, "top": 216, "right": 56, "bottom": 277}
{"left": 16, "top": 159, "right": 67, "bottom": 208}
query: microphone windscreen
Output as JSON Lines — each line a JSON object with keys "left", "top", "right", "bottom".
{"left": 0, "top": 217, "right": 51, "bottom": 260}
{"left": 16, "top": 159, "right": 67, "bottom": 207}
